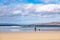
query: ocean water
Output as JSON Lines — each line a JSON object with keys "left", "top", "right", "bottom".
{"left": 0, "top": 26, "right": 60, "bottom": 32}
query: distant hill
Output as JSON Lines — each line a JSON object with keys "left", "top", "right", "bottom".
{"left": 0, "top": 23, "right": 32, "bottom": 26}
{"left": 32, "top": 22, "right": 60, "bottom": 25}
{"left": 0, "top": 23, "right": 21, "bottom": 26}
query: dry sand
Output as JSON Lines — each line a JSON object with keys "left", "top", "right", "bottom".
{"left": 0, "top": 31, "right": 60, "bottom": 40}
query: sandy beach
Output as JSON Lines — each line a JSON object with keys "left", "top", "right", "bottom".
{"left": 0, "top": 31, "right": 60, "bottom": 40}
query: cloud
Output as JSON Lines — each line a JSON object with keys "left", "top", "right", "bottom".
{"left": 12, "top": 10, "right": 22, "bottom": 14}
{"left": 35, "top": 4, "right": 60, "bottom": 12}
{"left": 0, "top": 4, "right": 60, "bottom": 24}
{"left": 41, "top": 0, "right": 55, "bottom": 3}
{"left": 41, "top": 0, "right": 60, "bottom": 4}
{"left": 0, "top": 4, "right": 60, "bottom": 18}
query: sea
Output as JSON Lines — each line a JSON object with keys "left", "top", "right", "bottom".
{"left": 0, "top": 26, "right": 60, "bottom": 32}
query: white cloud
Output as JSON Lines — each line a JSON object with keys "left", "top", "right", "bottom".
{"left": 12, "top": 10, "right": 22, "bottom": 14}
{"left": 41, "top": 0, "right": 60, "bottom": 4}
{"left": 0, "top": 4, "right": 60, "bottom": 18}
{"left": 24, "top": 4, "right": 34, "bottom": 9}
{"left": 0, "top": 4, "right": 60, "bottom": 24}
{"left": 35, "top": 4, "right": 60, "bottom": 12}
{"left": 42, "top": 0, "right": 55, "bottom": 3}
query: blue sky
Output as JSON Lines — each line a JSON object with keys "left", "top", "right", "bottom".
{"left": 0, "top": 0, "right": 60, "bottom": 25}
{"left": 0, "top": 0, "right": 60, "bottom": 5}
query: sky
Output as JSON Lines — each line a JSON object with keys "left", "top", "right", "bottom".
{"left": 0, "top": 0, "right": 60, "bottom": 25}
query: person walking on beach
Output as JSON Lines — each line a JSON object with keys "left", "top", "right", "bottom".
{"left": 34, "top": 27, "right": 36, "bottom": 32}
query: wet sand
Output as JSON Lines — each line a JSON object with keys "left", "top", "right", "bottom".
{"left": 0, "top": 31, "right": 60, "bottom": 40}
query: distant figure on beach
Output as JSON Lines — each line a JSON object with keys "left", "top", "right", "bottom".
{"left": 34, "top": 27, "right": 36, "bottom": 32}
{"left": 38, "top": 29, "right": 40, "bottom": 31}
